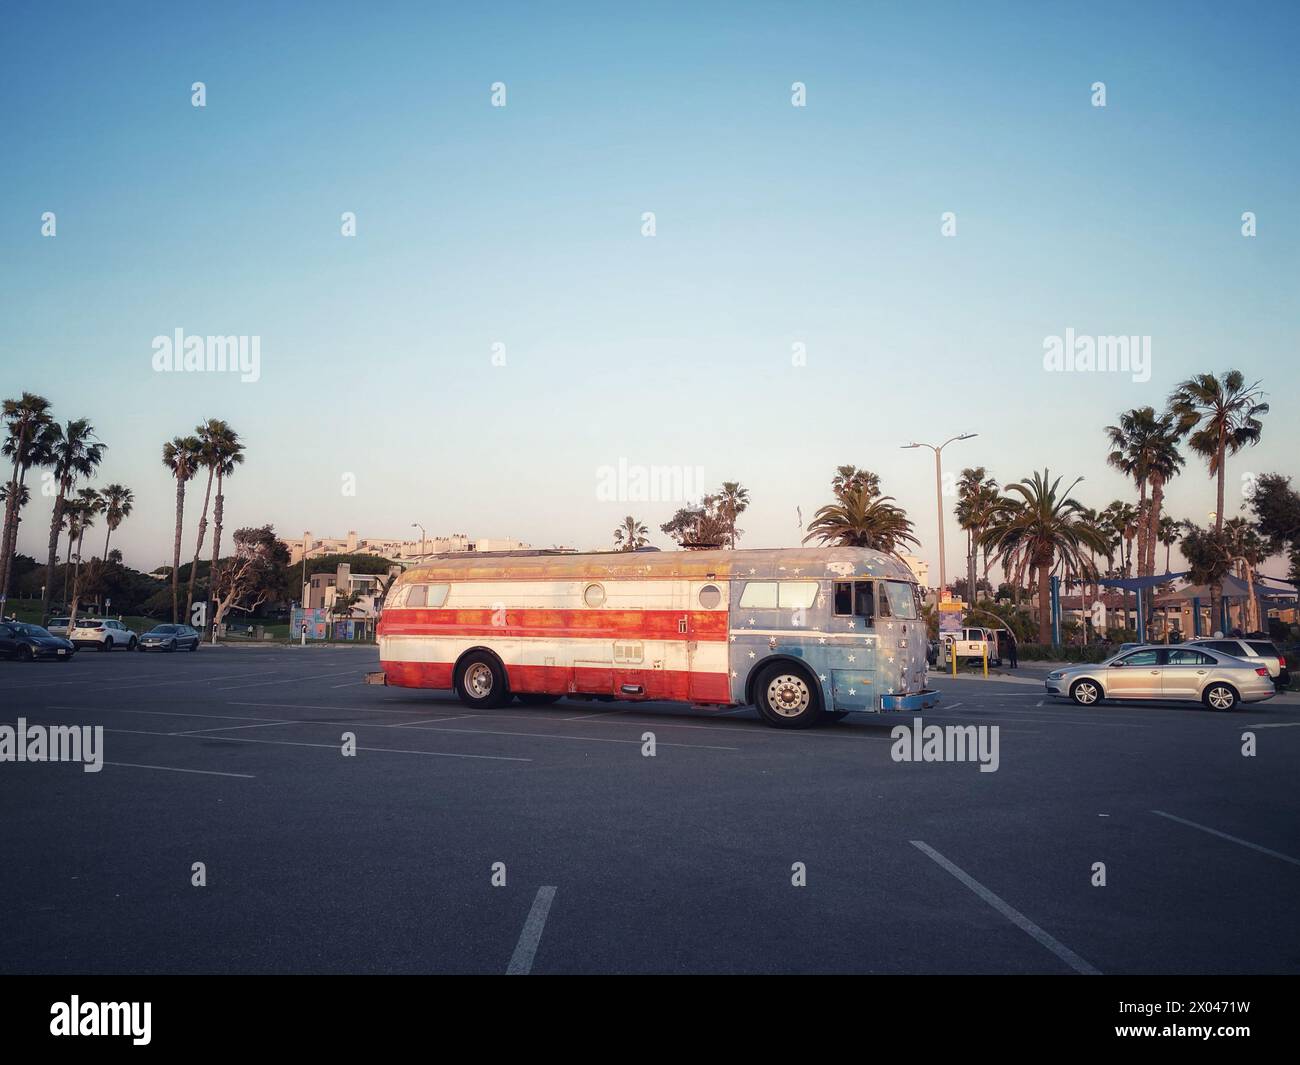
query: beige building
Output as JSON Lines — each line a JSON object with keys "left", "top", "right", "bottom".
{"left": 288, "top": 530, "right": 533, "bottom": 566}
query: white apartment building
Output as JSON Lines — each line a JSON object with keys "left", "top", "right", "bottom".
{"left": 288, "top": 530, "right": 533, "bottom": 566}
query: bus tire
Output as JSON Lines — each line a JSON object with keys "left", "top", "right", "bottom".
{"left": 754, "top": 662, "right": 822, "bottom": 729}
{"left": 516, "top": 693, "right": 561, "bottom": 706}
{"left": 455, "top": 651, "right": 510, "bottom": 709}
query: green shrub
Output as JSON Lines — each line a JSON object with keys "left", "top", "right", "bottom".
{"left": 1017, "top": 643, "right": 1113, "bottom": 663}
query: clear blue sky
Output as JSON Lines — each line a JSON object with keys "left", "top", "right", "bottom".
{"left": 2, "top": 1, "right": 1297, "bottom": 578}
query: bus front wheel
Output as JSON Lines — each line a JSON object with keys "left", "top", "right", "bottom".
{"left": 754, "top": 662, "right": 822, "bottom": 729}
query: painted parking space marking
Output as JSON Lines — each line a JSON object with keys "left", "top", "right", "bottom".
{"left": 99, "top": 727, "right": 533, "bottom": 763}
{"left": 506, "top": 886, "right": 556, "bottom": 975}
{"left": 214, "top": 670, "right": 358, "bottom": 691}
{"left": 1152, "top": 810, "right": 1300, "bottom": 867}
{"left": 103, "top": 761, "right": 256, "bottom": 779}
{"left": 100, "top": 670, "right": 283, "bottom": 691}
{"left": 910, "top": 840, "right": 1101, "bottom": 975}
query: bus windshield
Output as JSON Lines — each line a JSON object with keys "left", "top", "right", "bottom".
{"left": 881, "top": 581, "right": 918, "bottom": 620}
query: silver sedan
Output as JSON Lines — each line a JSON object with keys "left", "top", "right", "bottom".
{"left": 1045, "top": 644, "right": 1276, "bottom": 711}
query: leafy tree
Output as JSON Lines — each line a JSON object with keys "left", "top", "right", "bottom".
{"left": 210, "top": 525, "right": 291, "bottom": 638}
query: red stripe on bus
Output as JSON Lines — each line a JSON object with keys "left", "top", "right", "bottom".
{"left": 380, "top": 660, "right": 733, "bottom": 704}
{"left": 378, "top": 608, "right": 729, "bottom": 641}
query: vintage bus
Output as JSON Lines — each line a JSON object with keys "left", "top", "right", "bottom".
{"left": 375, "top": 545, "right": 938, "bottom": 728}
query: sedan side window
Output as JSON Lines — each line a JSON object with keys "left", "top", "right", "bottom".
{"left": 1117, "top": 650, "right": 1161, "bottom": 667}
{"left": 1168, "top": 649, "right": 1212, "bottom": 666}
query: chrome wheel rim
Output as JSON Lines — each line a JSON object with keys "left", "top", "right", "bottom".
{"left": 767, "top": 674, "right": 811, "bottom": 717}
{"left": 466, "top": 663, "right": 494, "bottom": 699}
{"left": 1074, "top": 682, "right": 1098, "bottom": 705}
{"left": 1208, "top": 686, "right": 1233, "bottom": 710}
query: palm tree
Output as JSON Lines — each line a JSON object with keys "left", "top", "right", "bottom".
{"left": 831, "top": 465, "right": 881, "bottom": 500}
{"left": 803, "top": 485, "right": 919, "bottom": 554}
{"left": 1223, "top": 517, "right": 1268, "bottom": 632}
{"left": 716, "top": 481, "right": 750, "bottom": 549}
{"left": 1100, "top": 500, "right": 1139, "bottom": 631}
{"left": 163, "top": 435, "right": 202, "bottom": 623}
{"left": 206, "top": 423, "right": 245, "bottom": 630}
{"left": 980, "top": 471, "right": 1110, "bottom": 644}
{"left": 1168, "top": 371, "right": 1268, "bottom": 536}
{"left": 40, "top": 419, "right": 105, "bottom": 624}
{"left": 1168, "top": 371, "right": 1268, "bottom": 626}
{"left": 65, "top": 488, "right": 102, "bottom": 621}
{"left": 0, "top": 393, "right": 53, "bottom": 599}
{"left": 613, "top": 516, "right": 649, "bottom": 551}
{"left": 99, "top": 484, "right": 134, "bottom": 561}
{"left": 185, "top": 419, "right": 226, "bottom": 621}
{"left": 1157, "top": 515, "right": 1180, "bottom": 573}
{"left": 956, "top": 467, "right": 999, "bottom": 604}
{"left": 1105, "top": 407, "right": 1185, "bottom": 577}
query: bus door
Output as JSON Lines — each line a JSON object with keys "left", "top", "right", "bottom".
{"left": 684, "top": 580, "right": 728, "bottom": 702}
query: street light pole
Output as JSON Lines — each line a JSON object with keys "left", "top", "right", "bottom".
{"left": 411, "top": 522, "right": 426, "bottom": 564}
{"left": 902, "top": 434, "right": 977, "bottom": 599}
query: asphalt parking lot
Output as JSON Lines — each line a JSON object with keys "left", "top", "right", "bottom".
{"left": 2, "top": 646, "right": 1298, "bottom": 974}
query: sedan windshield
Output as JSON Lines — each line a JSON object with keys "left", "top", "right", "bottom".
{"left": 151, "top": 625, "right": 178, "bottom": 634}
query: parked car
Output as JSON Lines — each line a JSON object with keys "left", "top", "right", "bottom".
{"left": 46, "top": 616, "right": 71, "bottom": 637}
{"left": 69, "top": 617, "right": 137, "bottom": 651}
{"left": 0, "top": 621, "right": 76, "bottom": 661}
{"left": 1045, "top": 644, "right": 1276, "bottom": 711}
{"left": 1189, "top": 636, "right": 1289, "bottom": 687}
{"left": 137, "top": 624, "right": 201, "bottom": 652}
{"left": 940, "top": 627, "right": 1002, "bottom": 666}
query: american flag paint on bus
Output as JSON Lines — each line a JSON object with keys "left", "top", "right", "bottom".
{"left": 375, "top": 546, "right": 939, "bottom": 728}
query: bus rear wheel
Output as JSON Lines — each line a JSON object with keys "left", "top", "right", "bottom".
{"left": 755, "top": 662, "right": 821, "bottom": 729}
{"left": 455, "top": 651, "right": 510, "bottom": 709}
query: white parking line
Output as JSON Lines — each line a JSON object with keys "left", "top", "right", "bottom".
{"left": 100, "top": 670, "right": 282, "bottom": 691}
{"left": 1246, "top": 721, "right": 1300, "bottom": 728}
{"left": 100, "top": 727, "right": 533, "bottom": 763}
{"left": 1151, "top": 811, "right": 1300, "bottom": 867}
{"left": 103, "top": 760, "right": 255, "bottom": 779}
{"left": 506, "top": 886, "right": 557, "bottom": 975}
{"left": 910, "top": 840, "right": 1101, "bottom": 975}
{"left": 172, "top": 721, "right": 296, "bottom": 736}
{"left": 402, "top": 722, "right": 740, "bottom": 751}
{"left": 214, "top": 670, "right": 358, "bottom": 691}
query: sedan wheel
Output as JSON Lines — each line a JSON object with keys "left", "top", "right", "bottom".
{"left": 1204, "top": 684, "right": 1238, "bottom": 712}
{"left": 19, "top": 645, "right": 34, "bottom": 662}
{"left": 1070, "top": 679, "right": 1101, "bottom": 706}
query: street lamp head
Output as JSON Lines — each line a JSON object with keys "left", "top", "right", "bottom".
{"left": 901, "top": 442, "right": 920, "bottom": 449}
{"left": 958, "top": 433, "right": 978, "bottom": 441}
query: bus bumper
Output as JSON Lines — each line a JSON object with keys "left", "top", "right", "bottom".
{"left": 878, "top": 689, "right": 940, "bottom": 712}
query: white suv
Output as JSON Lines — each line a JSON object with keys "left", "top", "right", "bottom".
{"left": 69, "top": 618, "right": 138, "bottom": 651}
{"left": 1191, "top": 637, "right": 1288, "bottom": 687}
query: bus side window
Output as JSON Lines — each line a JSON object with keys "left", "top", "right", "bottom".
{"left": 407, "top": 585, "right": 428, "bottom": 608}
{"left": 877, "top": 584, "right": 891, "bottom": 618}
{"left": 854, "top": 581, "right": 874, "bottom": 622}
{"left": 833, "top": 582, "right": 853, "bottom": 616}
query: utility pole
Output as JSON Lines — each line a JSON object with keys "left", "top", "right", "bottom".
{"left": 902, "top": 434, "right": 977, "bottom": 599}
